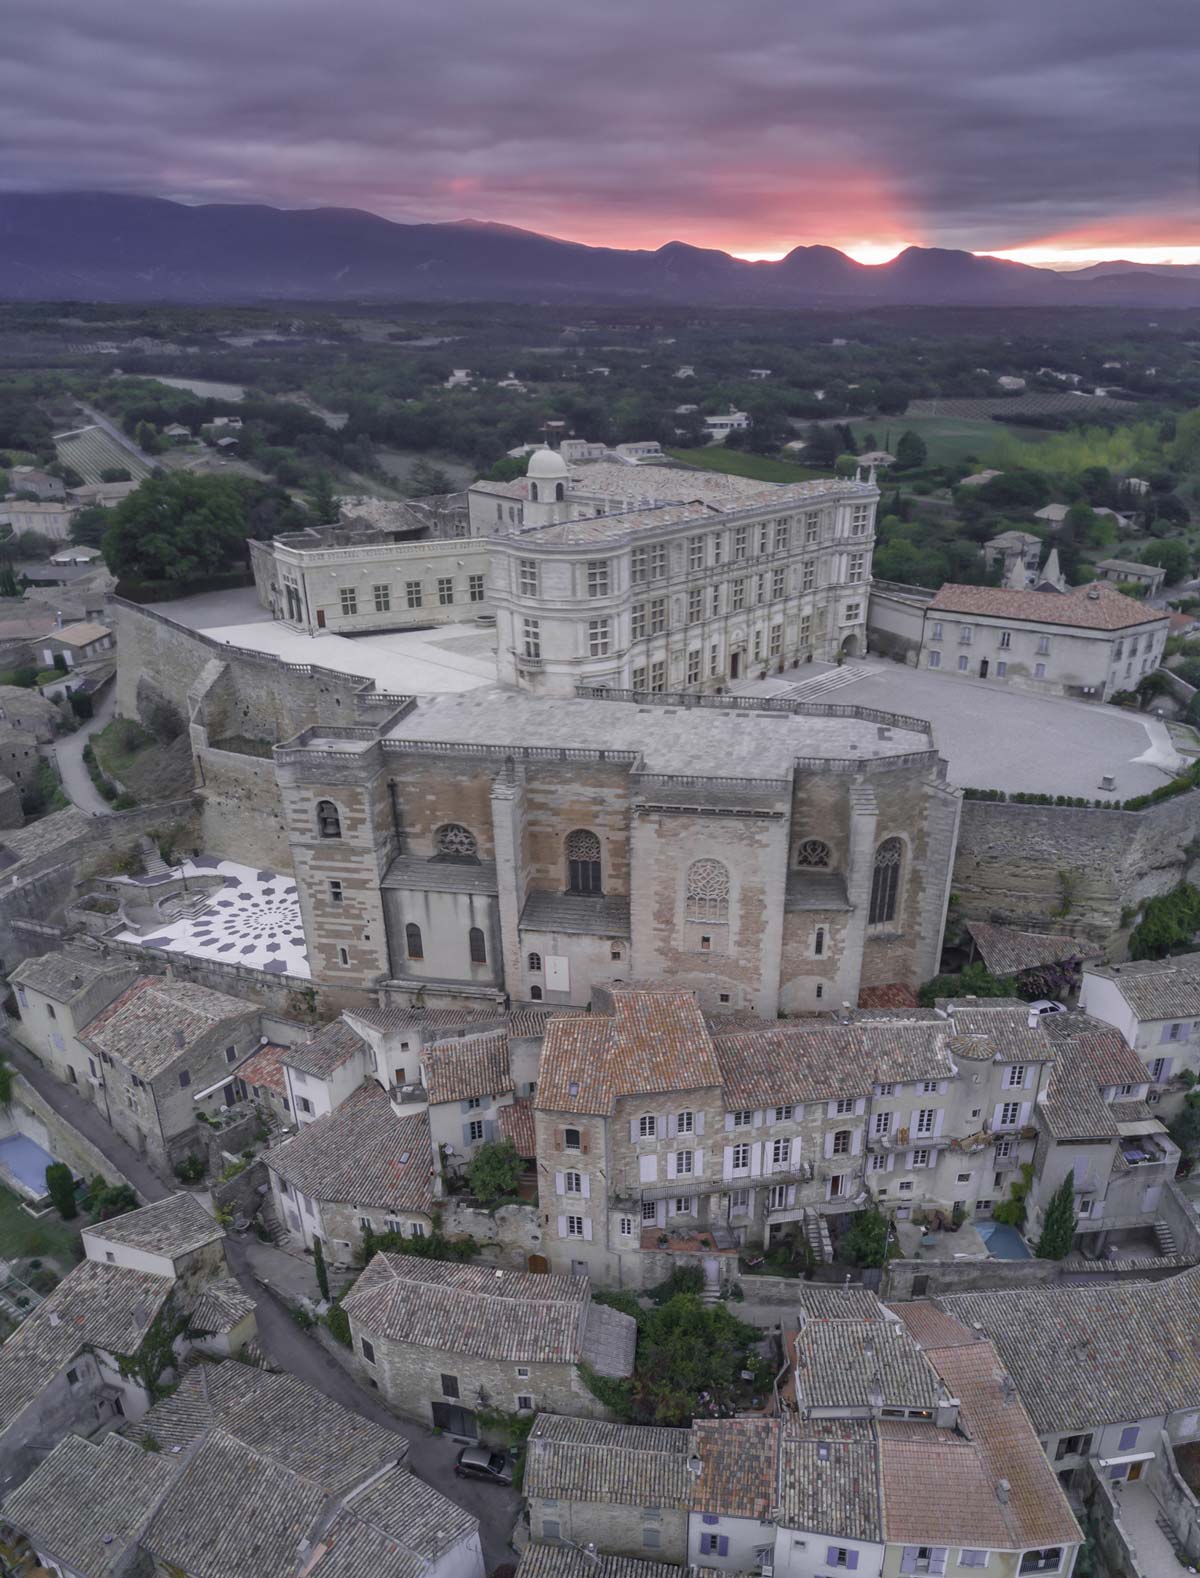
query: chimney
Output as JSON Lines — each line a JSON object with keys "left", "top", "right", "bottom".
{"left": 996, "top": 1479, "right": 1011, "bottom": 1505}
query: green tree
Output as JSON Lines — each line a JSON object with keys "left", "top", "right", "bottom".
{"left": 68, "top": 690, "right": 94, "bottom": 721}
{"left": 307, "top": 471, "right": 337, "bottom": 524}
{"left": 134, "top": 420, "right": 163, "bottom": 454}
{"left": 86, "top": 1180, "right": 139, "bottom": 1220}
{"left": 1142, "top": 538, "right": 1190, "bottom": 585}
{"left": 1169, "top": 1093, "right": 1200, "bottom": 1167}
{"left": 1035, "top": 1175, "right": 1077, "bottom": 1259}
{"left": 630, "top": 1295, "right": 761, "bottom": 1425}
{"left": 408, "top": 458, "right": 453, "bottom": 497}
{"left": 487, "top": 455, "right": 531, "bottom": 483}
{"left": 466, "top": 1139, "right": 524, "bottom": 1206}
{"left": 70, "top": 504, "right": 112, "bottom": 548}
{"left": 894, "top": 430, "right": 927, "bottom": 471}
{"left": 918, "top": 960, "right": 1011, "bottom": 1006}
{"left": 840, "top": 1206, "right": 894, "bottom": 1267}
{"left": 313, "top": 1236, "right": 331, "bottom": 1301}
{"left": 103, "top": 473, "right": 288, "bottom": 583}
{"left": 45, "top": 1161, "right": 77, "bottom": 1219}
{"left": 0, "top": 561, "right": 19, "bottom": 597}
{"left": 834, "top": 453, "right": 860, "bottom": 478}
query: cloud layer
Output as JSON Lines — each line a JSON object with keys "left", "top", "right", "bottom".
{"left": 4, "top": 0, "right": 1198, "bottom": 255}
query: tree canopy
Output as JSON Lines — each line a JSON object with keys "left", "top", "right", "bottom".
{"left": 1034, "top": 1175, "right": 1076, "bottom": 1259}
{"left": 103, "top": 473, "right": 308, "bottom": 583}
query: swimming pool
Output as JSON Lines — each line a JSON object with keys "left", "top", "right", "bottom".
{"left": 0, "top": 1134, "right": 57, "bottom": 1200}
{"left": 977, "top": 1221, "right": 1032, "bottom": 1260}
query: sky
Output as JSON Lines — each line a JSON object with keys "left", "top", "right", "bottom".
{"left": 4, "top": 0, "right": 1200, "bottom": 266}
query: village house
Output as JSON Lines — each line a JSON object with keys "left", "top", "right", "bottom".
{"left": 342, "top": 1252, "right": 636, "bottom": 1436}
{"left": 423, "top": 1029, "right": 517, "bottom": 1167}
{"left": 79, "top": 976, "right": 263, "bottom": 1173}
{"left": 81, "top": 1191, "right": 227, "bottom": 1293}
{"left": 0, "top": 498, "right": 77, "bottom": 541}
{"left": 919, "top": 582, "right": 1169, "bottom": 699}
{"left": 0, "top": 683, "right": 62, "bottom": 741}
{"left": 8, "top": 466, "right": 66, "bottom": 500}
{"left": 281, "top": 1016, "right": 380, "bottom": 1125}
{"left": 264, "top": 1079, "right": 435, "bottom": 1262}
{"left": 1093, "top": 557, "right": 1166, "bottom": 596}
{"left": 1079, "top": 952, "right": 1200, "bottom": 1088}
{"left": 10, "top": 947, "right": 139, "bottom": 1097}
{"left": 36, "top": 621, "right": 115, "bottom": 670}
{"left": 981, "top": 529, "right": 1042, "bottom": 581}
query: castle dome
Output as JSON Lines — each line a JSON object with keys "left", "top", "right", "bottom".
{"left": 526, "top": 446, "right": 569, "bottom": 481}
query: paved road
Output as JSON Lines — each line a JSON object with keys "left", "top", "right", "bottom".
{"left": 2, "top": 1033, "right": 168, "bottom": 1202}
{"left": 51, "top": 684, "right": 115, "bottom": 816}
{"left": 3, "top": 1034, "right": 521, "bottom": 1567}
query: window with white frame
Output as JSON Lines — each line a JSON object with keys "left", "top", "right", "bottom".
{"left": 373, "top": 583, "right": 391, "bottom": 612}
{"left": 619, "top": 1215, "right": 634, "bottom": 1236}
{"left": 522, "top": 618, "right": 541, "bottom": 659}
{"left": 519, "top": 559, "right": 539, "bottom": 596}
{"left": 772, "top": 565, "right": 786, "bottom": 599}
{"left": 1006, "top": 1065, "right": 1026, "bottom": 1087}
{"left": 959, "top": 626, "right": 973, "bottom": 645}
{"left": 565, "top": 1216, "right": 585, "bottom": 1237}
{"left": 641, "top": 1201, "right": 656, "bottom": 1222}
{"left": 675, "top": 1149, "right": 694, "bottom": 1175}
{"left": 587, "top": 560, "right": 609, "bottom": 597}
{"left": 672, "top": 1197, "right": 693, "bottom": 1216}
{"left": 406, "top": 580, "right": 422, "bottom": 608}
{"left": 802, "top": 561, "right": 815, "bottom": 591}
{"left": 687, "top": 649, "right": 701, "bottom": 684}
{"left": 677, "top": 1110, "right": 695, "bottom": 1133}
{"left": 437, "top": 577, "right": 454, "bottom": 605}
{"left": 688, "top": 586, "right": 703, "bottom": 624}
{"left": 915, "top": 1108, "right": 936, "bottom": 1135}
{"left": 775, "top": 1105, "right": 793, "bottom": 1122}
{"left": 834, "top": 1098, "right": 854, "bottom": 1115}
{"left": 874, "top": 1110, "right": 892, "bottom": 1136}
{"left": 849, "top": 551, "right": 865, "bottom": 582}
{"left": 649, "top": 597, "right": 667, "bottom": 634}
{"left": 564, "top": 1170, "right": 582, "bottom": 1193}
{"left": 732, "top": 1110, "right": 752, "bottom": 1126}
{"left": 911, "top": 1147, "right": 929, "bottom": 1167}
{"left": 469, "top": 573, "right": 485, "bottom": 602}
{"left": 632, "top": 603, "right": 647, "bottom": 640}
{"left": 999, "top": 1101, "right": 1021, "bottom": 1127}
{"left": 688, "top": 535, "right": 705, "bottom": 571}
{"left": 588, "top": 618, "right": 610, "bottom": 657}
{"left": 339, "top": 587, "right": 357, "bottom": 616}
{"left": 732, "top": 1143, "right": 750, "bottom": 1170}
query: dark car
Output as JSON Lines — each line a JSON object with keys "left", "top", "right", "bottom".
{"left": 454, "top": 1445, "right": 513, "bottom": 1485}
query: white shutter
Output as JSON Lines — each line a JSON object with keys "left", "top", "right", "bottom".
{"left": 826, "top": 1100, "right": 838, "bottom": 1120}
{"left": 695, "top": 1111, "right": 705, "bottom": 1136}
{"left": 1019, "top": 1101, "right": 1032, "bottom": 1126}
{"left": 1024, "top": 1064, "right": 1036, "bottom": 1088}
{"left": 629, "top": 1119, "right": 638, "bottom": 1142}
{"left": 991, "top": 1102, "right": 1005, "bottom": 1129}
{"left": 852, "top": 1129, "right": 862, "bottom": 1156}
{"left": 825, "top": 1176, "right": 834, "bottom": 1201}
{"left": 786, "top": 1185, "right": 797, "bottom": 1207}
{"left": 933, "top": 1109, "right": 945, "bottom": 1137}
{"left": 554, "top": 1171, "right": 565, "bottom": 1195}
{"left": 639, "top": 1154, "right": 658, "bottom": 1183}
{"left": 581, "top": 1174, "right": 591, "bottom": 1199}
{"left": 909, "top": 1109, "right": 922, "bottom": 1135}
{"left": 824, "top": 1131, "right": 835, "bottom": 1159}
{"left": 905, "top": 1151, "right": 915, "bottom": 1170}
{"left": 1072, "top": 1158, "right": 1089, "bottom": 1188}
{"left": 789, "top": 1137, "right": 799, "bottom": 1164}
{"left": 854, "top": 1097, "right": 866, "bottom": 1115}
{"left": 724, "top": 1112, "right": 735, "bottom": 1132}
{"left": 750, "top": 1143, "right": 763, "bottom": 1178}
{"left": 666, "top": 1113, "right": 677, "bottom": 1138}
{"left": 752, "top": 1109, "right": 764, "bottom": 1128}
{"left": 667, "top": 1151, "right": 677, "bottom": 1180}
{"left": 557, "top": 1215, "right": 567, "bottom": 1237}
{"left": 582, "top": 1218, "right": 593, "bottom": 1241}
{"left": 887, "top": 1154, "right": 896, "bottom": 1173}
{"left": 722, "top": 1146, "right": 734, "bottom": 1180}
{"left": 656, "top": 1200, "right": 667, "bottom": 1227}
{"left": 695, "top": 1149, "right": 705, "bottom": 1176}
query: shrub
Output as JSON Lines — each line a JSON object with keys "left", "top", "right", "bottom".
{"left": 323, "top": 1302, "right": 351, "bottom": 1346}
{"left": 466, "top": 1139, "right": 524, "bottom": 1206}
{"left": 174, "top": 1154, "right": 206, "bottom": 1183}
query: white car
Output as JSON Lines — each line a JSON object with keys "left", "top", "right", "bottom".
{"left": 1027, "top": 999, "right": 1067, "bottom": 1017}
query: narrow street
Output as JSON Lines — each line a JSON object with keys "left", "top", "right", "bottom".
{"left": 1, "top": 1031, "right": 522, "bottom": 1569}
{"left": 50, "top": 684, "right": 115, "bottom": 816}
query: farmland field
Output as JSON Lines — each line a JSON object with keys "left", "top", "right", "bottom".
{"left": 54, "top": 424, "right": 154, "bottom": 482}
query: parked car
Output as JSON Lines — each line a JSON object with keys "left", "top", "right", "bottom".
{"left": 1027, "top": 999, "right": 1067, "bottom": 1016}
{"left": 454, "top": 1446, "right": 513, "bottom": 1485}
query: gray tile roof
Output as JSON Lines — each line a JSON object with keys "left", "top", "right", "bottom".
{"left": 0, "top": 1432, "right": 177, "bottom": 1578}
{"left": 713, "top": 1020, "right": 956, "bottom": 1108}
{"left": 82, "top": 976, "right": 254, "bottom": 1078}
{"left": 0, "top": 1260, "right": 174, "bottom": 1428}
{"left": 344, "top": 1252, "right": 634, "bottom": 1374}
{"left": 286, "top": 1016, "right": 371, "bottom": 1078}
{"left": 518, "top": 1548, "right": 698, "bottom": 1578}
{"left": 124, "top": 1358, "right": 252, "bottom": 1451}
{"left": 777, "top": 1435, "right": 881, "bottom": 1541}
{"left": 314, "top": 1462, "right": 478, "bottom": 1577}
{"left": 1087, "top": 953, "right": 1200, "bottom": 1021}
{"left": 966, "top": 921, "right": 1102, "bottom": 977}
{"left": 793, "top": 1319, "right": 943, "bottom": 1414}
{"left": 189, "top": 1276, "right": 257, "bottom": 1335}
{"left": 1038, "top": 1021, "right": 1149, "bottom": 1140}
{"left": 526, "top": 1414, "right": 694, "bottom": 1508}
{"left": 145, "top": 1426, "right": 328, "bottom": 1578}
{"left": 83, "top": 1191, "right": 222, "bottom": 1260}
{"left": 938, "top": 1265, "right": 1200, "bottom": 1435}
{"left": 9, "top": 946, "right": 133, "bottom": 1004}
{"left": 267, "top": 1081, "right": 435, "bottom": 1215}
{"left": 521, "top": 890, "right": 632, "bottom": 937}
{"left": 796, "top": 1286, "right": 888, "bottom": 1323}
{"left": 423, "top": 1031, "right": 512, "bottom": 1106}
{"left": 383, "top": 854, "right": 499, "bottom": 895}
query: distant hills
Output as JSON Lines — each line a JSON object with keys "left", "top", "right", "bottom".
{"left": 3, "top": 191, "right": 1200, "bottom": 307}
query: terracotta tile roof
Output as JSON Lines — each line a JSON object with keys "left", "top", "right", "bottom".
{"left": 938, "top": 1265, "right": 1200, "bottom": 1435}
{"left": 342, "top": 1252, "right": 635, "bottom": 1373}
{"left": 888, "top": 1300, "right": 979, "bottom": 1350}
{"left": 237, "top": 1041, "right": 291, "bottom": 1097}
{"left": 966, "top": 920, "right": 1102, "bottom": 978}
{"left": 345, "top": 1003, "right": 499, "bottom": 1036}
{"left": 927, "top": 579, "right": 1165, "bottom": 631}
{"left": 776, "top": 1434, "right": 881, "bottom": 1541}
{"left": 1038, "top": 1018, "right": 1149, "bottom": 1139}
{"left": 0, "top": 1433, "right": 178, "bottom": 1578}
{"left": 499, "top": 1095, "right": 536, "bottom": 1157}
{"left": 525, "top": 1414, "right": 694, "bottom": 1508}
{"left": 690, "top": 1417, "right": 778, "bottom": 1519}
{"left": 423, "top": 1031, "right": 512, "bottom": 1105}
{"left": 537, "top": 990, "right": 721, "bottom": 1115}
{"left": 266, "top": 1082, "right": 434, "bottom": 1215}
{"left": 82, "top": 976, "right": 253, "bottom": 1079}
{"left": 879, "top": 1434, "right": 1014, "bottom": 1548}
{"left": 83, "top": 1192, "right": 222, "bottom": 1259}
{"left": 714, "top": 1021, "right": 955, "bottom": 1108}
{"left": 1085, "top": 953, "right": 1200, "bottom": 1021}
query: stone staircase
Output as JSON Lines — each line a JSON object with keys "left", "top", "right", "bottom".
{"left": 1154, "top": 1219, "right": 1179, "bottom": 1257}
{"left": 701, "top": 1261, "right": 721, "bottom": 1305}
{"left": 804, "top": 1209, "right": 834, "bottom": 1265}
{"left": 1155, "top": 1513, "right": 1188, "bottom": 1565}
{"left": 255, "top": 1199, "right": 288, "bottom": 1246}
{"left": 138, "top": 836, "right": 171, "bottom": 878}
{"left": 160, "top": 890, "right": 212, "bottom": 924}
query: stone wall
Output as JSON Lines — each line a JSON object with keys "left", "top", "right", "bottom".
{"left": 441, "top": 1199, "right": 544, "bottom": 1264}
{"left": 195, "top": 744, "right": 293, "bottom": 869}
{"left": 211, "top": 1157, "right": 270, "bottom": 1222}
{"left": 1, "top": 1073, "right": 130, "bottom": 1189}
{"left": 881, "top": 1255, "right": 1061, "bottom": 1300}
{"left": 527, "top": 1500, "right": 688, "bottom": 1564}
{"left": 953, "top": 789, "right": 1200, "bottom": 943}
{"left": 866, "top": 581, "right": 932, "bottom": 666}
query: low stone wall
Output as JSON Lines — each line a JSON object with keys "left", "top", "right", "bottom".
{"left": 211, "top": 1157, "right": 269, "bottom": 1222}
{"left": 2, "top": 1073, "right": 130, "bottom": 1190}
{"left": 441, "top": 1198, "right": 543, "bottom": 1265}
{"left": 882, "top": 1255, "right": 1061, "bottom": 1300}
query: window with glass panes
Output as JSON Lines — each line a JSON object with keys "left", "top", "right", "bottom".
{"left": 688, "top": 535, "right": 705, "bottom": 571}
{"left": 632, "top": 603, "right": 646, "bottom": 639}
{"left": 373, "top": 584, "right": 390, "bottom": 612}
{"left": 518, "top": 559, "right": 538, "bottom": 596}
{"left": 437, "top": 578, "right": 454, "bottom": 605}
{"left": 687, "top": 649, "right": 701, "bottom": 684}
{"left": 468, "top": 574, "right": 485, "bottom": 601}
{"left": 586, "top": 560, "right": 609, "bottom": 597}
{"left": 339, "top": 587, "right": 357, "bottom": 615}
{"left": 772, "top": 566, "right": 785, "bottom": 599}
{"left": 687, "top": 587, "right": 703, "bottom": 623}
{"left": 406, "top": 581, "right": 422, "bottom": 608}
{"left": 588, "top": 619, "right": 610, "bottom": 657}
{"left": 522, "top": 618, "right": 541, "bottom": 659}
{"left": 649, "top": 598, "right": 667, "bottom": 634}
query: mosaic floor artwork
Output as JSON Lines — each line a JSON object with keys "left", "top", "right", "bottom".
{"left": 116, "top": 856, "right": 311, "bottom": 978}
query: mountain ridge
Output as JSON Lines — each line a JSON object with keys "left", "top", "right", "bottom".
{"left": 2, "top": 190, "right": 1199, "bottom": 307}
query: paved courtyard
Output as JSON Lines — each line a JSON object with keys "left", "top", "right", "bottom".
{"left": 736, "top": 657, "right": 1186, "bottom": 798}
{"left": 115, "top": 856, "right": 310, "bottom": 978}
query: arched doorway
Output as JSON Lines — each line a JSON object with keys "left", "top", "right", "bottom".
{"left": 527, "top": 1253, "right": 549, "bottom": 1275}
{"left": 840, "top": 632, "right": 861, "bottom": 658}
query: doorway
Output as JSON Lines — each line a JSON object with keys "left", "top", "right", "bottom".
{"left": 979, "top": 658, "right": 989, "bottom": 678}
{"left": 527, "top": 1254, "right": 549, "bottom": 1275}
{"left": 730, "top": 651, "right": 741, "bottom": 680}
{"left": 431, "top": 1401, "right": 477, "bottom": 1438}
{"left": 316, "top": 608, "right": 326, "bottom": 629}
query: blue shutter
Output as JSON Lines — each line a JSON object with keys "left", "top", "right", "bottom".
{"left": 718, "top": 1536, "right": 729, "bottom": 1557}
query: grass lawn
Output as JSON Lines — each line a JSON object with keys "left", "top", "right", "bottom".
{"left": 92, "top": 717, "right": 193, "bottom": 804}
{"left": 0, "top": 1183, "right": 83, "bottom": 1266}
{"left": 667, "top": 447, "right": 832, "bottom": 483}
{"left": 870, "top": 415, "right": 1056, "bottom": 469}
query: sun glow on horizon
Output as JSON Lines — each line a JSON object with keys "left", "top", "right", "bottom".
{"left": 982, "top": 244, "right": 1200, "bottom": 269}
{"left": 731, "top": 239, "right": 912, "bottom": 265}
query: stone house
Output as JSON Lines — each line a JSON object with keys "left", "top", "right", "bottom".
{"left": 0, "top": 683, "right": 61, "bottom": 742}
{"left": 343, "top": 1002, "right": 510, "bottom": 1096}
{"left": 981, "top": 529, "right": 1042, "bottom": 581}
{"left": 274, "top": 681, "right": 960, "bottom": 1018}
{"left": 342, "top": 1252, "right": 636, "bottom": 1437}
{"left": 233, "top": 1039, "right": 295, "bottom": 1126}
{"left": 79, "top": 976, "right": 263, "bottom": 1172}
{"left": 423, "top": 1030, "right": 516, "bottom": 1169}
{"left": 516, "top": 1546, "right": 688, "bottom": 1578}
{"left": 1093, "top": 558, "right": 1166, "bottom": 597}
{"left": 81, "top": 1191, "right": 228, "bottom": 1297}
{"left": 1080, "top": 953, "right": 1200, "bottom": 1090}
{"left": 686, "top": 1417, "right": 780, "bottom": 1573}
{"left": 0, "top": 725, "right": 42, "bottom": 795}
{"left": 8, "top": 466, "right": 66, "bottom": 500}
{"left": 10, "top": 946, "right": 138, "bottom": 1097}
{"left": 264, "top": 1079, "right": 435, "bottom": 1264}
{"left": 919, "top": 582, "right": 1169, "bottom": 700}
{"left": 36, "top": 622, "right": 115, "bottom": 670}
{"left": 282, "top": 1016, "right": 379, "bottom": 1125}
{"left": 124, "top": 1361, "right": 483, "bottom": 1578}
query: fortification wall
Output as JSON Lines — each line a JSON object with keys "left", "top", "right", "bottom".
{"left": 953, "top": 789, "right": 1200, "bottom": 942}
{"left": 194, "top": 745, "right": 293, "bottom": 869}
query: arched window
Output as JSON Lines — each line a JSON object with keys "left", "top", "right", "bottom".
{"left": 795, "top": 838, "right": 831, "bottom": 869}
{"left": 686, "top": 859, "right": 730, "bottom": 922}
{"left": 814, "top": 926, "right": 825, "bottom": 958}
{"left": 531, "top": 985, "right": 543, "bottom": 1001}
{"left": 316, "top": 800, "right": 341, "bottom": 839}
{"left": 405, "top": 923, "right": 423, "bottom": 960}
{"left": 554, "top": 482, "right": 565, "bottom": 502}
{"left": 468, "top": 927, "right": 487, "bottom": 964}
{"left": 869, "top": 838, "right": 903, "bottom": 927}
{"left": 434, "top": 823, "right": 478, "bottom": 862}
{"left": 566, "top": 830, "right": 602, "bottom": 894}
{"left": 527, "top": 952, "right": 543, "bottom": 973}
{"left": 530, "top": 481, "right": 539, "bottom": 502}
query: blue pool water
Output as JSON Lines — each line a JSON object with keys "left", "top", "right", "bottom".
{"left": 0, "top": 1134, "right": 57, "bottom": 1198}
{"left": 978, "top": 1221, "right": 1032, "bottom": 1260}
